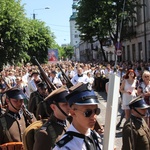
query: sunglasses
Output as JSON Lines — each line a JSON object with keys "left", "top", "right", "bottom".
{"left": 74, "top": 108, "right": 101, "bottom": 117}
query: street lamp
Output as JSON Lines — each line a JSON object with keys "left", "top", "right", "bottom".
{"left": 33, "top": 7, "right": 50, "bottom": 19}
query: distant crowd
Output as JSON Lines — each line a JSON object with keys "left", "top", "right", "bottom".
{"left": 0, "top": 60, "right": 150, "bottom": 96}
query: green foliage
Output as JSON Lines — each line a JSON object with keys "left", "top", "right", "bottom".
{"left": 0, "top": 0, "right": 29, "bottom": 67}
{"left": 76, "top": 0, "right": 141, "bottom": 61}
{"left": 0, "top": 0, "right": 56, "bottom": 68}
{"left": 63, "top": 45, "right": 74, "bottom": 59}
{"left": 27, "top": 19, "right": 55, "bottom": 64}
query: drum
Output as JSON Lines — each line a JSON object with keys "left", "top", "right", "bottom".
{"left": 0, "top": 142, "right": 24, "bottom": 150}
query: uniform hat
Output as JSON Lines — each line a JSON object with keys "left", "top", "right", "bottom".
{"left": 129, "top": 97, "right": 150, "bottom": 109}
{"left": 44, "top": 86, "right": 69, "bottom": 105}
{"left": 6, "top": 88, "right": 27, "bottom": 100}
{"left": 66, "top": 83, "right": 99, "bottom": 106}
{"left": 37, "top": 82, "right": 47, "bottom": 89}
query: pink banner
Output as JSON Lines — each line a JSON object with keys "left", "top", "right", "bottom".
{"left": 48, "top": 49, "right": 58, "bottom": 62}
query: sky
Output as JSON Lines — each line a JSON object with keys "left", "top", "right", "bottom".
{"left": 21, "top": 0, "right": 73, "bottom": 46}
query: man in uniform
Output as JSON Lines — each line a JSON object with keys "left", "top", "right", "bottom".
{"left": 28, "top": 82, "right": 48, "bottom": 119}
{"left": 0, "top": 88, "right": 36, "bottom": 145}
{"left": 33, "top": 86, "right": 70, "bottom": 150}
{"left": 122, "top": 97, "right": 150, "bottom": 150}
{"left": 53, "top": 83, "right": 102, "bottom": 150}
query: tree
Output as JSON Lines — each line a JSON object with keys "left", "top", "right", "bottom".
{"left": 0, "top": 0, "right": 29, "bottom": 68}
{"left": 76, "top": 0, "right": 141, "bottom": 61}
{"left": 64, "top": 45, "right": 74, "bottom": 60}
{"left": 0, "top": 0, "right": 57, "bottom": 68}
{"left": 27, "top": 19, "right": 55, "bottom": 64}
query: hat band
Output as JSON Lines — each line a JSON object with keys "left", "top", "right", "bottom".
{"left": 69, "top": 95, "right": 98, "bottom": 106}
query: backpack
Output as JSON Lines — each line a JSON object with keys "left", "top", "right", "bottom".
{"left": 23, "top": 119, "right": 47, "bottom": 150}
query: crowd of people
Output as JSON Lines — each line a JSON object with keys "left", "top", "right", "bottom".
{"left": 0, "top": 60, "right": 150, "bottom": 150}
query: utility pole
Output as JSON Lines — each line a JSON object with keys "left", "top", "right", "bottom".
{"left": 33, "top": 7, "right": 50, "bottom": 20}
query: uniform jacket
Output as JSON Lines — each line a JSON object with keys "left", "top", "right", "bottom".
{"left": 0, "top": 110, "right": 28, "bottom": 145}
{"left": 28, "top": 91, "right": 45, "bottom": 117}
{"left": 33, "top": 115, "right": 69, "bottom": 150}
{"left": 122, "top": 115, "right": 150, "bottom": 150}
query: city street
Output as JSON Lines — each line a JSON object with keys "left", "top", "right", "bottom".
{"left": 96, "top": 91, "right": 125, "bottom": 150}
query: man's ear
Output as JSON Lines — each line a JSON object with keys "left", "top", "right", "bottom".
{"left": 50, "top": 104, "right": 56, "bottom": 111}
{"left": 5, "top": 98, "right": 9, "bottom": 104}
{"left": 69, "top": 108, "right": 76, "bottom": 117}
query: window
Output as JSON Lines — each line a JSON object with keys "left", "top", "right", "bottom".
{"left": 127, "top": 45, "right": 130, "bottom": 61}
{"left": 74, "top": 34, "right": 78, "bottom": 38}
{"left": 138, "top": 42, "right": 142, "bottom": 61}
{"left": 137, "top": 7, "right": 142, "bottom": 24}
{"left": 132, "top": 44, "right": 136, "bottom": 61}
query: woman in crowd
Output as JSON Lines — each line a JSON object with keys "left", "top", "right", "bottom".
{"left": 120, "top": 69, "right": 137, "bottom": 120}
{"left": 137, "top": 70, "right": 150, "bottom": 127}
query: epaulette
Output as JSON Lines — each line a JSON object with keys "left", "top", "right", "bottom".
{"left": 56, "top": 134, "right": 73, "bottom": 148}
{"left": 40, "top": 121, "right": 51, "bottom": 131}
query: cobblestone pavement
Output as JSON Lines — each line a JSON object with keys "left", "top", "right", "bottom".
{"left": 95, "top": 91, "right": 125, "bottom": 150}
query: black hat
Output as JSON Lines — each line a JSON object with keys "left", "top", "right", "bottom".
{"left": 66, "top": 83, "right": 99, "bottom": 106}
{"left": 129, "top": 97, "right": 150, "bottom": 109}
{"left": 6, "top": 88, "right": 27, "bottom": 100}
{"left": 37, "top": 82, "right": 47, "bottom": 89}
{"left": 45, "top": 86, "right": 69, "bottom": 105}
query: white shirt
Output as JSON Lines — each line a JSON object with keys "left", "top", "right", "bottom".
{"left": 53, "top": 76, "right": 63, "bottom": 87}
{"left": 65, "top": 70, "right": 76, "bottom": 79}
{"left": 53, "top": 124, "right": 102, "bottom": 150}
{"left": 71, "top": 74, "right": 89, "bottom": 85}
{"left": 27, "top": 79, "right": 37, "bottom": 97}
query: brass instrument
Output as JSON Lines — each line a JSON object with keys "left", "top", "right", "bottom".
{"left": 33, "top": 56, "right": 57, "bottom": 91}
{"left": 57, "top": 63, "right": 73, "bottom": 88}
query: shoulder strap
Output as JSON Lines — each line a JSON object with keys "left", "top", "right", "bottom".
{"left": 56, "top": 131, "right": 74, "bottom": 148}
{"left": 0, "top": 117, "right": 13, "bottom": 142}
{"left": 65, "top": 131, "right": 85, "bottom": 138}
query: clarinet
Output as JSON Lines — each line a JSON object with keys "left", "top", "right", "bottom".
{"left": 22, "top": 104, "right": 33, "bottom": 124}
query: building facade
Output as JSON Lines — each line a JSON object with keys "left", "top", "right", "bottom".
{"left": 70, "top": 0, "right": 80, "bottom": 47}
{"left": 122, "top": 0, "right": 150, "bottom": 62}
{"left": 70, "top": 0, "right": 150, "bottom": 62}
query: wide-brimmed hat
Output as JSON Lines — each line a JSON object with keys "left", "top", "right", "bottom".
{"left": 6, "top": 88, "right": 27, "bottom": 100}
{"left": 129, "top": 97, "right": 150, "bottom": 109}
{"left": 45, "top": 86, "right": 69, "bottom": 105}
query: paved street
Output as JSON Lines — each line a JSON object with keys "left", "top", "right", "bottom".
{"left": 95, "top": 91, "right": 125, "bottom": 150}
